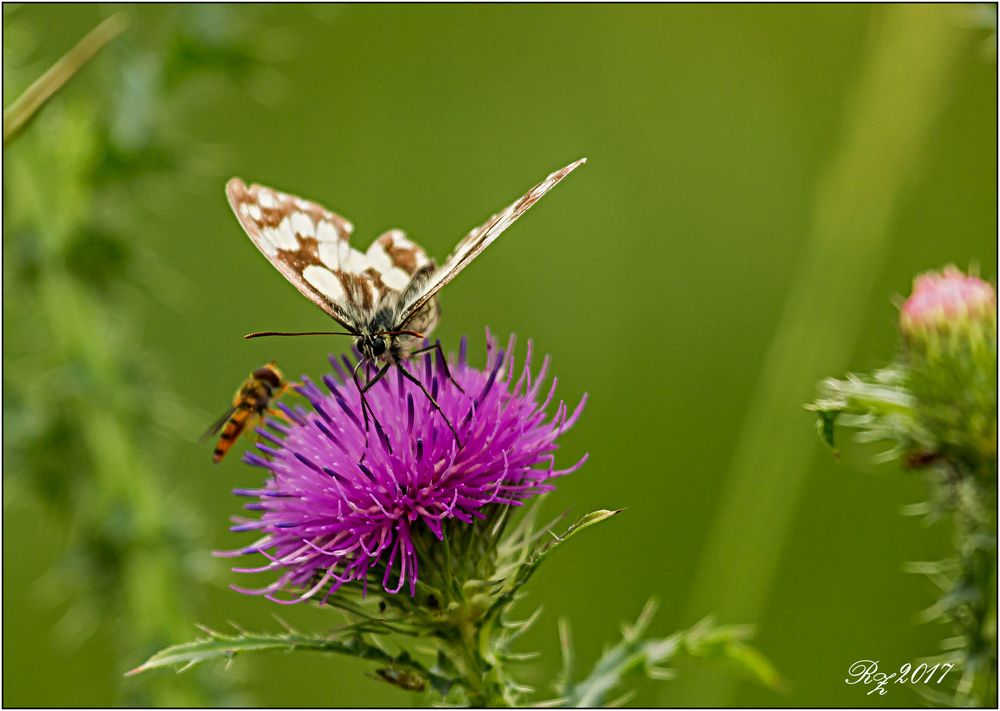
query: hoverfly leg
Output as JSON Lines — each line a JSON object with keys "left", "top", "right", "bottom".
{"left": 266, "top": 407, "right": 294, "bottom": 424}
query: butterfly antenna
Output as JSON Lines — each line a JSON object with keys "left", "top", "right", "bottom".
{"left": 377, "top": 330, "right": 425, "bottom": 339}
{"left": 245, "top": 330, "right": 356, "bottom": 339}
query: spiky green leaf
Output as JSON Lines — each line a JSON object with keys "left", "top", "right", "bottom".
{"left": 487, "top": 509, "right": 622, "bottom": 621}
{"left": 126, "top": 623, "right": 453, "bottom": 692}
{"left": 551, "top": 601, "right": 783, "bottom": 707}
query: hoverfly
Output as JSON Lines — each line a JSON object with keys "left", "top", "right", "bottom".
{"left": 203, "top": 361, "right": 291, "bottom": 463}
{"left": 225, "top": 158, "right": 585, "bottom": 443}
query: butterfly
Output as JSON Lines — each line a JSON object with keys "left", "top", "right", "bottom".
{"left": 202, "top": 361, "right": 291, "bottom": 463}
{"left": 225, "top": 158, "right": 585, "bottom": 444}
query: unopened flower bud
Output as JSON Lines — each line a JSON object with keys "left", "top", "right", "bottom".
{"left": 898, "top": 267, "right": 996, "bottom": 469}
{"left": 900, "top": 266, "right": 995, "bottom": 346}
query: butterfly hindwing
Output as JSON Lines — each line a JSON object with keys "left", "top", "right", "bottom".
{"left": 365, "top": 229, "right": 434, "bottom": 292}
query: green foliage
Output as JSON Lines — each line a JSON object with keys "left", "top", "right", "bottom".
{"left": 2, "top": 6, "right": 274, "bottom": 705}
{"left": 126, "top": 620, "right": 454, "bottom": 694}
{"left": 131, "top": 504, "right": 777, "bottom": 706}
{"left": 129, "top": 505, "right": 624, "bottom": 706}
{"left": 808, "top": 366, "right": 930, "bottom": 461}
{"left": 487, "top": 507, "right": 623, "bottom": 619}
{"left": 551, "top": 601, "right": 782, "bottom": 708}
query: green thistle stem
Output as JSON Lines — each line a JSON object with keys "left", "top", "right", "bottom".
{"left": 949, "top": 475, "right": 996, "bottom": 705}
{"left": 449, "top": 619, "right": 517, "bottom": 707}
{"left": 452, "top": 623, "right": 493, "bottom": 706}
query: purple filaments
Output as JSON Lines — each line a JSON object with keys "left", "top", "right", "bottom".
{"left": 220, "top": 333, "right": 587, "bottom": 603}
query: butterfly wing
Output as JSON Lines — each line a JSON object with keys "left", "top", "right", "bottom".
{"left": 365, "top": 228, "right": 435, "bottom": 293}
{"left": 227, "top": 180, "right": 378, "bottom": 332}
{"left": 396, "top": 158, "right": 586, "bottom": 327}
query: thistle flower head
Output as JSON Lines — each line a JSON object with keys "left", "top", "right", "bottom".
{"left": 900, "top": 266, "right": 995, "bottom": 342}
{"left": 221, "top": 332, "right": 587, "bottom": 603}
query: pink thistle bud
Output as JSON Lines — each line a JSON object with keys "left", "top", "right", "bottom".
{"left": 900, "top": 266, "right": 996, "bottom": 341}
{"left": 897, "top": 266, "right": 996, "bottom": 467}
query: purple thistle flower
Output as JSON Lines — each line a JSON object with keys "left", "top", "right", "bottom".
{"left": 219, "top": 331, "right": 587, "bottom": 604}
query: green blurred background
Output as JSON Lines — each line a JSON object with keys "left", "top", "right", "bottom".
{"left": 3, "top": 3, "right": 995, "bottom": 707}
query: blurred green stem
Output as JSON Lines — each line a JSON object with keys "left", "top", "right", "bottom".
{"left": 32, "top": 246, "right": 205, "bottom": 705}
{"left": 671, "top": 6, "right": 968, "bottom": 705}
{"left": 40, "top": 266, "right": 178, "bottom": 611}
{"left": 3, "top": 13, "right": 126, "bottom": 143}
{"left": 953, "top": 478, "right": 997, "bottom": 705}
{"left": 5, "top": 31, "right": 229, "bottom": 701}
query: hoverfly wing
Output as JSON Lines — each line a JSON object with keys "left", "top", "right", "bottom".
{"left": 396, "top": 158, "right": 586, "bottom": 327}
{"left": 200, "top": 405, "right": 238, "bottom": 443}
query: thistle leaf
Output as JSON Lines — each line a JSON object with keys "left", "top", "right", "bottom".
{"left": 126, "top": 624, "right": 452, "bottom": 692}
{"left": 813, "top": 409, "right": 840, "bottom": 450}
{"left": 805, "top": 367, "right": 933, "bottom": 458}
{"left": 488, "top": 509, "right": 622, "bottom": 621}
{"left": 558, "top": 602, "right": 783, "bottom": 707}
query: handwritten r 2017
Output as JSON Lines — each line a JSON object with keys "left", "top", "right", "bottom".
{"left": 845, "top": 660, "right": 955, "bottom": 696}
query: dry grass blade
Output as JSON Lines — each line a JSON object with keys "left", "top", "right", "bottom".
{"left": 3, "top": 13, "right": 127, "bottom": 142}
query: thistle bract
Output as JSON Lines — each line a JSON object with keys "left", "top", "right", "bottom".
{"left": 221, "top": 333, "right": 587, "bottom": 603}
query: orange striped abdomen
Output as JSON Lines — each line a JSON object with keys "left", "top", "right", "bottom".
{"left": 213, "top": 387, "right": 268, "bottom": 463}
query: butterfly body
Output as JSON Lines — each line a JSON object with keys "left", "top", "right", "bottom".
{"left": 226, "top": 158, "right": 585, "bottom": 440}
{"left": 352, "top": 264, "right": 441, "bottom": 365}
{"left": 206, "top": 362, "right": 288, "bottom": 463}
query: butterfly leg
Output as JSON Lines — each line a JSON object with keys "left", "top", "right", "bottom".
{"left": 351, "top": 360, "right": 392, "bottom": 449}
{"left": 351, "top": 360, "right": 374, "bottom": 436}
{"left": 396, "top": 362, "right": 463, "bottom": 447}
{"left": 360, "top": 363, "right": 392, "bottom": 400}
{"left": 409, "top": 341, "right": 466, "bottom": 395}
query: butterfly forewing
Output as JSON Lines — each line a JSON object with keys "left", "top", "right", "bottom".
{"left": 397, "top": 158, "right": 586, "bottom": 327}
{"left": 227, "top": 180, "right": 431, "bottom": 333}
{"left": 228, "top": 158, "right": 584, "bottom": 350}
{"left": 227, "top": 160, "right": 584, "bottom": 447}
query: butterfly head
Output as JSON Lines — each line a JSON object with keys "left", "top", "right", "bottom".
{"left": 357, "top": 332, "right": 391, "bottom": 363}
